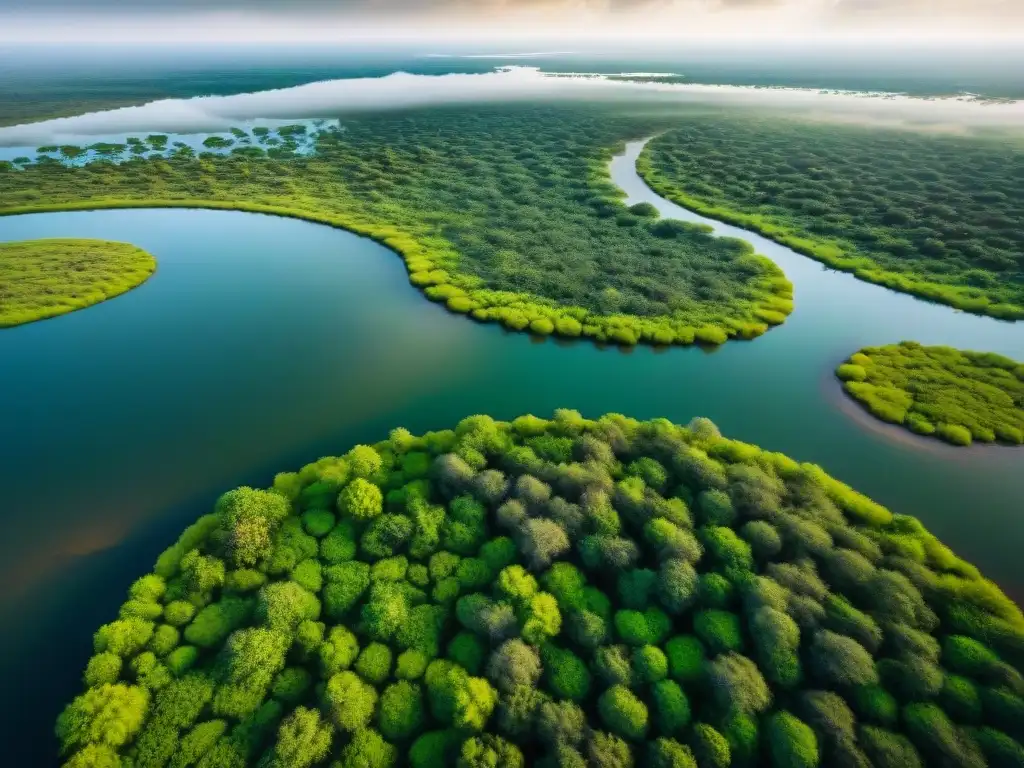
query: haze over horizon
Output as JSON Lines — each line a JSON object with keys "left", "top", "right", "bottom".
{"left": 1, "top": 0, "right": 1022, "bottom": 44}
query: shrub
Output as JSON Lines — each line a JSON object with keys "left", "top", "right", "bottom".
{"left": 665, "top": 636, "right": 706, "bottom": 683}
{"left": 766, "top": 711, "right": 819, "bottom": 768}
{"left": 693, "top": 609, "right": 743, "bottom": 654}
{"left": 324, "top": 671, "right": 377, "bottom": 732}
{"left": 378, "top": 680, "right": 425, "bottom": 740}
{"left": 614, "top": 608, "right": 671, "bottom": 646}
{"left": 632, "top": 645, "right": 668, "bottom": 683}
{"left": 355, "top": 642, "right": 393, "bottom": 685}
{"left": 542, "top": 645, "right": 592, "bottom": 702}
{"left": 652, "top": 680, "right": 691, "bottom": 734}
{"left": 598, "top": 685, "right": 649, "bottom": 740}
{"left": 692, "top": 724, "right": 731, "bottom": 768}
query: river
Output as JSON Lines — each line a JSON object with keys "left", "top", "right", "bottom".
{"left": 0, "top": 141, "right": 1021, "bottom": 763}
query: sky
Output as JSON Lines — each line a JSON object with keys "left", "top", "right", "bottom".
{"left": 1, "top": 0, "right": 1022, "bottom": 44}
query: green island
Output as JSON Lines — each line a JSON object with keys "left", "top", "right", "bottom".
{"left": 57, "top": 411, "right": 1024, "bottom": 768}
{"left": 836, "top": 342, "right": 1024, "bottom": 447}
{"left": 0, "top": 238, "right": 156, "bottom": 327}
{"left": 637, "top": 115, "right": 1024, "bottom": 320}
{"left": 0, "top": 106, "right": 793, "bottom": 347}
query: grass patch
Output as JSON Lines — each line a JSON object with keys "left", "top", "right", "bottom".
{"left": 0, "top": 238, "right": 155, "bottom": 327}
{"left": 638, "top": 115, "right": 1024, "bottom": 320}
{"left": 836, "top": 341, "right": 1024, "bottom": 446}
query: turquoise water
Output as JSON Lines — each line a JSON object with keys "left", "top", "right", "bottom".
{"left": 0, "top": 144, "right": 1021, "bottom": 762}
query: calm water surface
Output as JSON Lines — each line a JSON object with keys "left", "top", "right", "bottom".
{"left": 1, "top": 144, "right": 1022, "bottom": 762}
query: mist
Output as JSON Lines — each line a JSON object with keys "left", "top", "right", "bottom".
{"left": 1, "top": 66, "right": 1022, "bottom": 149}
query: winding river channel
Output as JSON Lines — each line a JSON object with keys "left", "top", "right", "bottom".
{"left": 1, "top": 140, "right": 1021, "bottom": 763}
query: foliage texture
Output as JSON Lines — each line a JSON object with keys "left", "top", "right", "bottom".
{"left": 58, "top": 411, "right": 1024, "bottom": 767}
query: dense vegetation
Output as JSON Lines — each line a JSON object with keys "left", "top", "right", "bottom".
{"left": 58, "top": 410, "right": 1024, "bottom": 768}
{"left": 639, "top": 116, "right": 1024, "bottom": 319}
{"left": 0, "top": 106, "right": 793, "bottom": 346}
{"left": 0, "top": 238, "right": 156, "bottom": 327}
{"left": 836, "top": 342, "right": 1024, "bottom": 447}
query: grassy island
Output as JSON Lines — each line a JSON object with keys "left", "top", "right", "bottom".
{"left": 638, "top": 116, "right": 1024, "bottom": 320}
{"left": 0, "top": 238, "right": 156, "bottom": 327}
{"left": 836, "top": 342, "right": 1024, "bottom": 446}
{"left": 0, "top": 107, "right": 793, "bottom": 347}
{"left": 58, "top": 411, "right": 1024, "bottom": 768}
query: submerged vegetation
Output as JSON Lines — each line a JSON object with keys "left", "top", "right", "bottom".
{"left": 836, "top": 342, "right": 1024, "bottom": 446}
{"left": 0, "top": 106, "right": 793, "bottom": 346}
{"left": 58, "top": 410, "right": 1024, "bottom": 767}
{"left": 639, "top": 116, "right": 1024, "bottom": 319}
{"left": 0, "top": 238, "right": 155, "bottom": 327}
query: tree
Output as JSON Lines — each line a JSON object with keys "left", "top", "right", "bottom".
{"left": 858, "top": 726, "right": 923, "bottom": 768}
{"left": 256, "top": 581, "right": 320, "bottom": 631}
{"left": 541, "top": 644, "right": 592, "bottom": 702}
{"left": 599, "top": 685, "right": 649, "bottom": 740}
{"left": 409, "top": 730, "right": 461, "bottom": 768}
{"left": 537, "top": 699, "right": 586, "bottom": 747}
{"left": 338, "top": 478, "right": 383, "bottom": 521}
{"left": 324, "top": 671, "right": 377, "bottom": 732}
{"left": 378, "top": 680, "right": 425, "bottom": 740}
{"left": 652, "top": 680, "right": 691, "bottom": 735}
{"left": 633, "top": 645, "right": 668, "bottom": 684}
{"left": 707, "top": 652, "right": 772, "bottom": 715}
{"left": 808, "top": 630, "right": 878, "bottom": 688}
{"left": 56, "top": 684, "right": 150, "bottom": 754}
{"left": 657, "top": 558, "right": 699, "bottom": 614}
{"left": 217, "top": 487, "right": 290, "bottom": 567}
{"left": 751, "top": 607, "right": 802, "bottom": 688}
{"left": 693, "top": 609, "right": 743, "bottom": 654}
{"left": 766, "top": 711, "right": 819, "bottom": 768}
{"left": 586, "top": 731, "right": 635, "bottom": 768}
{"left": 521, "top": 592, "right": 562, "bottom": 644}
{"left": 648, "top": 738, "right": 697, "bottom": 768}
{"left": 519, "top": 518, "right": 570, "bottom": 571}
{"left": 342, "top": 728, "right": 398, "bottom": 768}
{"left": 486, "top": 639, "right": 541, "bottom": 693}
{"left": 259, "top": 707, "right": 331, "bottom": 768}
{"left": 692, "top": 724, "right": 731, "bottom": 768}
{"left": 355, "top": 642, "right": 393, "bottom": 685}
{"left": 458, "top": 734, "right": 525, "bottom": 768}
{"left": 665, "top": 636, "right": 706, "bottom": 683}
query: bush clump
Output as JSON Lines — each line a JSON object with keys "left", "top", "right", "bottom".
{"left": 835, "top": 342, "right": 1023, "bottom": 447}
{"left": 57, "top": 411, "right": 1024, "bottom": 767}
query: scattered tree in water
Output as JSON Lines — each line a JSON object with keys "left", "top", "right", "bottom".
{"left": 58, "top": 411, "right": 1024, "bottom": 767}
{"left": 836, "top": 341, "right": 1023, "bottom": 446}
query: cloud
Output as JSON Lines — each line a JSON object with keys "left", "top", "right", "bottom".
{"left": 1, "top": 67, "right": 1021, "bottom": 149}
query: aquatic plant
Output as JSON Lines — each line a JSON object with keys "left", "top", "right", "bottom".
{"left": 57, "top": 411, "right": 1024, "bottom": 766}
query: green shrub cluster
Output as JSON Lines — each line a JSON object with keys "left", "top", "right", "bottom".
{"left": 0, "top": 238, "right": 156, "bottom": 327}
{"left": 0, "top": 105, "right": 793, "bottom": 346}
{"left": 639, "top": 115, "right": 1024, "bottom": 319}
{"left": 58, "top": 411, "right": 1024, "bottom": 767}
{"left": 836, "top": 341, "right": 1023, "bottom": 446}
